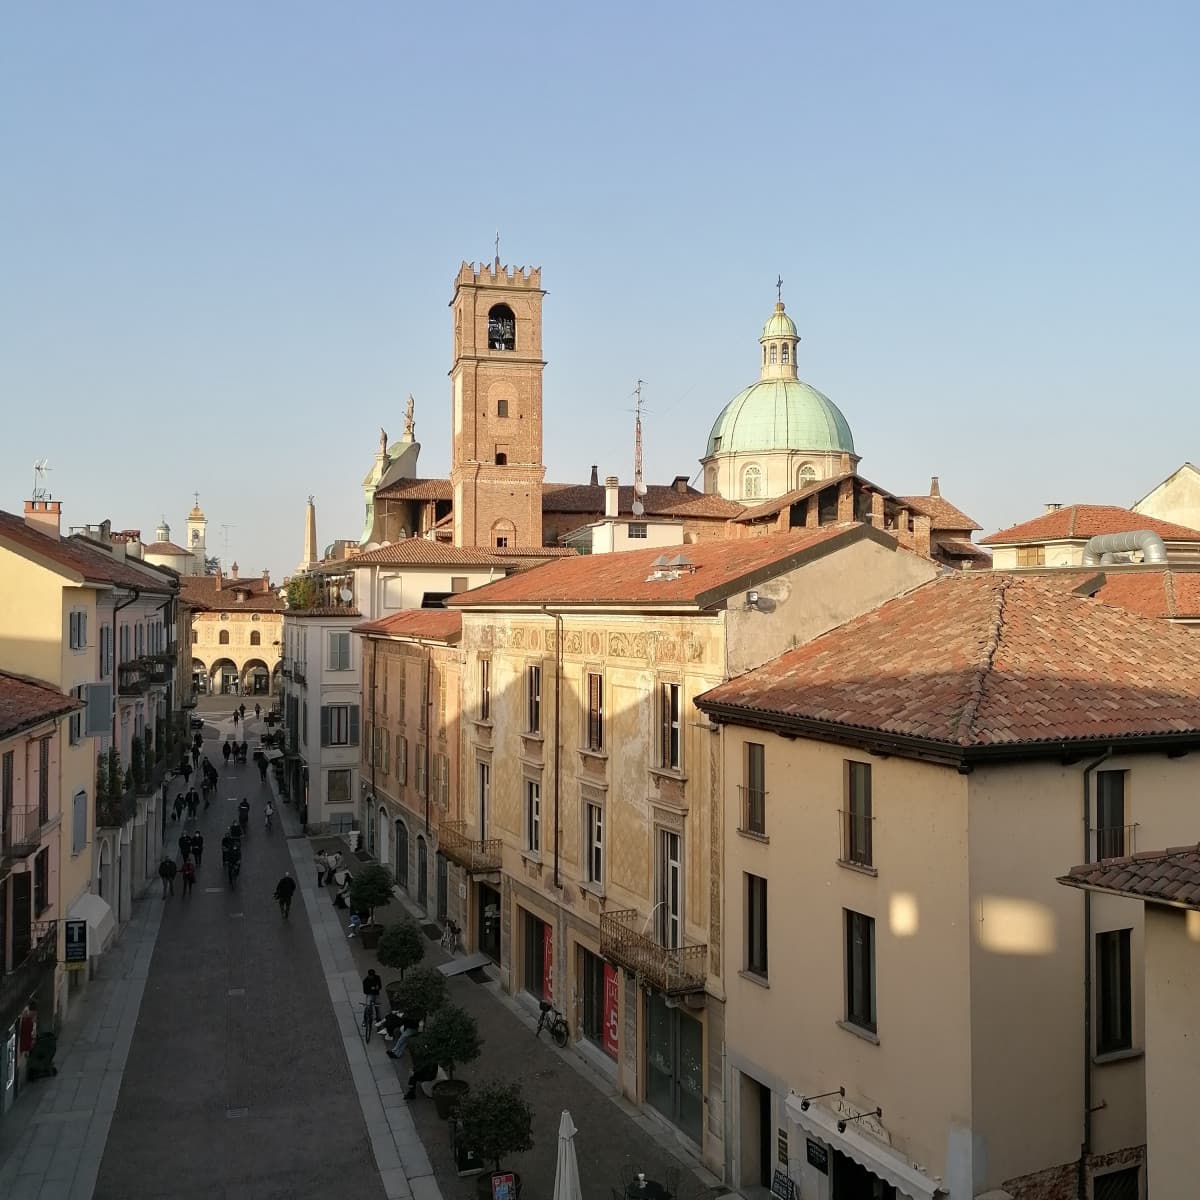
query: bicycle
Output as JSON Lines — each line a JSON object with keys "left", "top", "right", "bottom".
{"left": 440, "top": 919, "right": 460, "bottom": 953}
{"left": 536, "top": 999, "right": 569, "bottom": 1047}
{"left": 362, "top": 996, "right": 380, "bottom": 1042}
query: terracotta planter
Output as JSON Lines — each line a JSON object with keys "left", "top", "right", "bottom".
{"left": 432, "top": 1077, "right": 469, "bottom": 1119}
{"left": 359, "top": 923, "right": 383, "bottom": 950}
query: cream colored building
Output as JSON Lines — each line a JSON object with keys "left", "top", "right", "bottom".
{"left": 1131, "top": 462, "right": 1200, "bottom": 533}
{"left": 697, "top": 572, "right": 1200, "bottom": 1200}
{"left": 450, "top": 526, "right": 937, "bottom": 1170}
{"left": 1060, "top": 846, "right": 1200, "bottom": 1199}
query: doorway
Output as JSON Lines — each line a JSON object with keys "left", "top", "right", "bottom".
{"left": 436, "top": 854, "right": 448, "bottom": 923}
{"left": 832, "top": 1150, "right": 896, "bottom": 1200}
{"left": 739, "top": 1074, "right": 773, "bottom": 1191}
{"left": 478, "top": 883, "right": 501, "bottom": 963}
{"left": 416, "top": 837, "right": 428, "bottom": 908}
{"left": 645, "top": 990, "right": 703, "bottom": 1144}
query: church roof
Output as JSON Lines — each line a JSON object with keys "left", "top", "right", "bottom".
{"left": 705, "top": 378, "right": 855, "bottom": 458}
{"left": 145, "top": 540, "right": 191, "bottom": 556}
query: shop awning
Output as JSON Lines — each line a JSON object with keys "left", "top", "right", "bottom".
{"left": 785, "top": 1093, "right": 944, "bottom": 1200}
{"left": 69, "top": 892, "right": 116, "bottom": 957}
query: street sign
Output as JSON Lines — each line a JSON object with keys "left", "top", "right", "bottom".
{"left": 64, "top": 919, "right": 88, "bottom": 966}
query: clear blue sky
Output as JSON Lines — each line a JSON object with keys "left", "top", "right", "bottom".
{"left": 3, "top": 2, "right": 1198, "bottom": 580}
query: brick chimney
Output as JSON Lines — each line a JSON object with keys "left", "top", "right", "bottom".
{"left": 605, "top": 476, "right": 619, "bottom": 519}
{"left": 230, "top": 561, "right": 239, "bottom": 581}
{"left": 214, "top": 566, "right": 223, "bottom": 589}
{"left": 930, "top": 476, "right": 941, "bottom": 498}
{"left": 23, "top": 500, "right": 62, "bottom": 537}
{"left": 589, "top": 465, "right": 599, "bottom": 487}
{"left": 262, "top": 568, "right": 270, "bottom": 586}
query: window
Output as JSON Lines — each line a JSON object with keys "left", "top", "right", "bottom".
{"left": 488, "top": 303, "right": 516, "bottom": 351}
{"left": 321, "top": 704, "right": 359, "bottom": 747}
{"left": 395, "top": 820, "right": 409, "bottom": 888}
{"left": 219, "top": 630, "right": 230, "bottom": 645}
{"left": 477, "top": 761, "right": 491, "bottom": 838}
{"left": 69, "top": 685, "right": 85, "bottom": 744}
{"left": 1092, "top": 1167, "right": 1140, "bottom": 1200}
{"left": 434, "top": 753, "right": 448, "bottom": 807}
{"left": 1096, "top": 928, "right": 1132, "bottom": 1055}
{"left": 742, "top": 742, "right": 765, "bottom": 834}
{"left": 72, "top": 790, "right": 87, "bottom": 855}
{"left": 496, "top": 398, "right": 509, "bottom": 417}
{"left": 527, "top": 664, "right": 542, "bottom": 733}
{"left": 397, "top": 662, "right": 406, "bottom": 723}
{"left": 845, "top": 910, "right": 876, "bottom": 1034}
{"left": 119, "top": 624, "right": 130, "bottom": 664}
{"left": 522, "top": 910, "right": 551, "bottom": 1000}
{"left": 192, "top": 630, "right": 198, "bottom": 645}
{"left": 586, "top": 673, "right": 604, "bottom": 751}
{"left": 797, "top": 462, "right": 817, "bottom": 489}
{"left": 496, "top": 536, "right": 509, "bottom": 548}
{"left": 495, "top": 452, "right": 508, "bottom": 465}
{"left": 68, "top": 610, "right": 88, "bottom": 649}
{"left": 843, "top": 761, "right": 873, "bottom": 868}
{"left": 38, "top": 736, "right": 50, "bottom": 825}
{"left": 525, "top": 778, "right": 541, "bottom": 854}
{"left": 100, "top": 626, "right": 113, "bottom": 676}
{"left": 742, "top": 464, "right": 763, "bottom": 500}
{"left": 34, "top": 847, "right": 50, "bottom": 913}
{"left": 135, "top": 623, "right": 143, "bottom": 656}
{"left": 585, "top": 802, "right": 604, "bottom": 886}
{"left": 660, "top": 682, "right": 682, "bottom": 770}
{"left": 745, "top": 874, "right": 768, "bottom": 979}
{"left": 656, "top": 830, "right": 681, "bottom": 949}
{"left": 769, "top": 343, "right": 778, "bottom": 365}
{"left": 416, "top": 747, "right": 428, "bottom": 796}
{"left": 492, "top": 518, "right": 516, "bottom": 549}
{"left": 327, "top": 769, "right": 352, "bottom": 806}
{"left": 627, "top": 523, "right": 648, "bottom": 539}
{"left": 2, "top": 751, "right": 13, "bottom": 835}
{"left": 1016, "top": 545, "right": 1045, "bottom": 567}
{"left": 329, "top": 631, "right": 351, "bottom": 671}
{"left": 250, "top": 630, "right": 261, "bottom": 646}
{"left": 479, "top": 658, "right": 491, "bottom": 720}
{"left": 1096, "top": 771, "right": 1127, "bottom": 859}
{"left": 395, "top": 735, "right": 408, "bottom": 785}
{"left": 419, "top": 666, "right": 428, "bottom": 731}
{"left": 781, "top": 343, "right": 790, "bottom": 364}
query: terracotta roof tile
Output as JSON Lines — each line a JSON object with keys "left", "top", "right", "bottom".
{"left": 542, "top": 482, "right": 743, "bottom": 520}
{"left": 353, "top": 610, "right": 462, "bottom": 641}
{"left": 374, "top": 478, "right": 455, "bottom": 501}
{"left": 1092, "top": 569, "right": 1200, "bottom": 620}
{"left": 452, "top": 525, "right": 880, "bottom": 608}
{"left": 285, "top": 607, "right": 362, "bottom": 618}
{"left": 144, "top": 540, "right": 191, "bottom": 555}
{"left": 491, "top": 546, "right": 579, "bottom": 558}
{"left": 1059, "top": 846, "right": 1200, "bottom": 909}
{"left": 0, "top": 671, "right": 82, "bottom": 739}
{"left": 935, "top": 538, "right": 992, "bottom": 564}
{"left": 899, "top": 494, "right": 982, "bottom": 532}
{"left": 179, "top": 575, "right": 285, "bottom": 611}
{"left": 980, "top": 504, "right": 1200, "bottom": 546}
{"left": 336, "top": 541, "right": 506, "bottom": 568}
{"left": 697, "top": 573, "right": 1200, "bottom": 750}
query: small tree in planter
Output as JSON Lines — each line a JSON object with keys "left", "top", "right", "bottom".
{"left": 131, "top": 736, "right": 145, "bottom": 793}
{"left": 414, "top": 1003, "right": 481, "bottom": 1117}
{"left": 107, "top": 750, "right": 123, "bottom": 803}
{"left": 385, "top": 965, "right": 448, "bottom": 1023}
{"left": 377, "top": 918, "right": 425, "bottom": 978}
{"left": 144, "top": 729, "right": 156, "bottom": 776}
{"left": 458, "top": 1079, "right": 534, "bottom": 1198}
{"left": 347, "top": 863, "right": 395, "bottom": 949}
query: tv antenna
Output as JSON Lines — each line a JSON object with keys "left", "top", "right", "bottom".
{"left": 32, "top": 458, "right": 52, "bottom": 502}
{"left": 632, "top": 380, "right": 647, "bottom": 515}
{"left": 220, "top": 524, "right": 237, "bottom": 556}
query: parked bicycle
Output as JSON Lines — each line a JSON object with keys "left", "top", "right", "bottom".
{"left": 536, "top": 999, "right": 569, "bottom": 1047}
{"left": 362, "top": 996, "right": 380, "bottom": 1042}
{"left": 440, "top": 919, "right": 460, "bottom": 953}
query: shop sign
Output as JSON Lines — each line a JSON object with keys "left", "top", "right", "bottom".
{"left": 602, "top": 962, "right": 619, "bottom": 1058}
{"left": 770, "top": 1169, "right": 796, "bottom": 1200}
{"left": 805, "top": 1139, "right": 828, "bottom": 1173}
{"left": 65, "top": 919, "right": 88, "bottom": 966}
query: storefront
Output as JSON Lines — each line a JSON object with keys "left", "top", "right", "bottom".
{"left": 578, "top": 947, "right": 619, "bottom": 1061}
{"left": 645, "top": 988, "right": 703, "bottom": 1144}
{"left": 520, "top": 908, "right": 553, "bottom": 1001}
{"left": 477, "top": 883, "right": 501, "bottom": 963}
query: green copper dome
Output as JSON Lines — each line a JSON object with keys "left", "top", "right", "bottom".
{"left": 705, "top": 379, "right": 856, "bottom": 457}
{"left": 760, "top": 305, "right": 798, "bottom": 341}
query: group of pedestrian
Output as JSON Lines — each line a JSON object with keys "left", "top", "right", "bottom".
{"left": 172, "top": 787, "right": 201, "bottom": 822}
{"left": 222, "top": 739, "right": 250, "bottom": 765}
{"left": 159, "top": 828, "right": 203, "bottom": 899}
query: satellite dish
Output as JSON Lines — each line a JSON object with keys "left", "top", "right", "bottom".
{"left": 634, "top": 480, "right": 648, "bottom": 497}
{"left": 632, "top": 501, "right": 645, "bottom": 516}
{"left": 339, "top": 587, "right": 353, "bottom": 604}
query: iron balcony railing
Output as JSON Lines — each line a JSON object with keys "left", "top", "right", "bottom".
{"left": 600, "top": 909, "right": 707, "bottom": 996}
{"left": 293, "top": 668, "right": 307, "bottom": 686}
{"left": 1091, "top": 823, "right": 1139, "bottom": 861}
{"left": 118, "top": 662, "right": 148, "bottom": 696}
{"left": 1, "top": 803, "right": 42, "bottom": 866}
{"left": 0, "top": 920, "right": 58, "bottom": 1030}
{"left": 839, "top": 808, "right": 874, "bottom": 869}
{"left": 438, "top": 821, "right": 503, "bottom": 873}
{"left": 737, "top": 785, "right": 767, "bottom": 836}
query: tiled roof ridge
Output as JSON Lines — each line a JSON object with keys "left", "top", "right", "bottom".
{"left": 1164, "top": 569, "right": 1178, "bottom": 618}
{"left": 953, "top": 574, "right": 1011, "bottom": 745}
{"left": 1067, "top": 505, "right": 1078, "bottom": 537}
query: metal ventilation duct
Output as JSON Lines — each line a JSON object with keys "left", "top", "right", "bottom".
{"left": 1081, "top": 530, "right": 1168, "bottom": 566}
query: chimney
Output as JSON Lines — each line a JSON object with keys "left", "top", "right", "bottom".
{"left": 589, "top": 465, "right": 599, "bottom": 487}
{"left": 230, "top": 561, "right": 239, "bottom": 580}
{"left": 930, "top": 476, "right": 941, "bottom": 498}
{"left": 262, "top": 568, "right": 270, "bottom": 585}
{"left": 1044, "top": 502, "right": 1063, "bottom": 513}
{"left": 604, "top": 476, "right": 619, "bottom": 519}
{"left": 214, "top": 566, "right": 223, "bottom": 589}
{"left": 23, "top": 500, "right": 62, "bottom": 538}
{"left": 672, "top": 475, "right": 689, "bottom": 495}
{"left": 913, "top": 513, "right": 932, "bottom": 558}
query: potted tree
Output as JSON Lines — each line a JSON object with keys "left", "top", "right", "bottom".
{"left": 385, "top": 964, "right": 448, "bottom": 1022}
{"left": 458, "top": 1079, "right": 533, "bottom": 1199}
{"left": 377, "top": 917, "right": 425, "bottom": 978}
{"left": 348, "top": 863, "right": 395, "bottom": 950}
{"left": 414, "top": 1003, "right": 481, "bottom": 1118}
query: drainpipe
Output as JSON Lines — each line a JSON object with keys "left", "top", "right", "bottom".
{"left": 1079, "top": 746, "right": 1113, "bottom": 1200}
{"left": 423, "top": 640, "right": 432, "bottom": 836}
{"left": 369, "top": 636, "right": 378, "bottom": 844}
{"left": 111, "top": 588, "right": 141, "bottom": 779}
{"left": 541, "top": 606, "right": 564, "bottom": 889}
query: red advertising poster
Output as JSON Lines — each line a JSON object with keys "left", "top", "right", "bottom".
{"left": 602, "top": 963, "right": 619, "bottom": 1058}
{"left": 542, "top": 922, "right": 553, "bottom": 1000}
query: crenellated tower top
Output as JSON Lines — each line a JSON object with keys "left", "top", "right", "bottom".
{"left": 455, "top": 260, "right": 543, "bottom": 290}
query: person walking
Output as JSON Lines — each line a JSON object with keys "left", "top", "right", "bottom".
{"left": 239, "top": 702, "right": 246, "bottom": 721}
{"left": 222, "top": 741, "right": 231, "bottom": 766}
{"left": 173, "top": 793, "right": 185, "bottom": 822}
{"left": 254, "top": 702, "right": 261, "bottom": 720}
{"left": 181, "top": 857, "right": 196, "bottom": 897}
{"left": 187, "top": 789, "right": 199, "bottom": 820}
{"left": 257, "top": 755, "right": 268, "bottom": 784}
{"left": 179, "top": 758, "right": 192, "bottom": 785}
{"left": 178, "top": 831, "right": 193, "bottom": 863}
{"left": 158, "top": 856, "right": 177, "bottom": 898}
{"left": 191, "top": 830, "right": 205, "bottom": 868}
{"left": 232, "top": 708, "right": 240, "bottom": 729}
{"left": 190, "top": 745, "right": 199, "bottom": 769}
{"left": 273, "top": 872, "right": 296, "bottom": 918}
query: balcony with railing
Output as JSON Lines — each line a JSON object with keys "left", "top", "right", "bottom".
{"left": 838, "top": 808, "right": 875, "bottom": 871}
{"left": 600, "top": 909, "right": 707, "bottom": 996}
{"left": 1, "top": 804, "right": 42, "bottom": 867}
{"left": 1091, "top": 823, "right": 1139, "bottom": 862}
{"left": 0, "top": 919, "right": 58, "bottom": 1030}
{"left": 438, "top": 821, "right": 502, "bottom": 873}
{"left": 118, "top": 662, "right": 148, "bottom": 696}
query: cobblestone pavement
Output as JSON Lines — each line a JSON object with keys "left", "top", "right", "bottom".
{"left": 91, "top": 707, "right": 387, "bottom": 1200}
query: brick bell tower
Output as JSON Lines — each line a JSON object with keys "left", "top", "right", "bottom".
{"left": 449, "top": 257, "right": 546, "bottom": 548}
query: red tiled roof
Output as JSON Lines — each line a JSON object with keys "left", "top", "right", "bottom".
{"left": 374, "top": 478, "right": 454, "bottom": 501}
{"left": 285, "top": 607, "right": 362, "bottom": 618}
{"left": 0, "top": 510, "right": 172, "bottom": 592}
{"left": 935, "top": 538, "right": 992, "bottom": 564}
{"left": 353, "top": 610, "right": 462, "bottom": 641}
{"left": 697, "top": 573, "right": 1200, "bottom": 753}
{"left": 492, "top": 546, "right": 578, "bottom": 558}
{"left": 452, "top": 525, "right": 881, "bottom": 609}
{"left": 145, "top": 540, "right": 191, "bottom": 555}
{"left": 899, "top": 494, "right": 981, "bottom": 532}
{"left": 1059, "top": 846, "right": 1200, "bottom": 908}
{"left": 0, "top": 671, "right": 82, "bottom": 739}
{"left": 179, "top": 575, "right": 285, "bottom": 612}
{"left": 543, "top": 482, "right": 743, "bottom": 520}
{"left": 980, "top": 505, "right": 1200, "bottom": 546}
{"left": 1092, "top": 569, "right": 1200, "bottom": 620}
{"left": 337, "top": 541, "right": 505, "bottom": 568}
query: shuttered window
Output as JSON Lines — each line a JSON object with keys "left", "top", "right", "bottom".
{"left": 586, "top": 673, "right": 603, "bottom": 751}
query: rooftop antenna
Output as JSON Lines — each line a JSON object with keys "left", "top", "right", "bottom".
{"left": 31, "top": 458, "right": 52, "bottom": 502}
{"left": 632, "top": 380, "right": 647, "bottom": 515}
{"left": 220, "top": 523, "right": 237, "bottom": 556}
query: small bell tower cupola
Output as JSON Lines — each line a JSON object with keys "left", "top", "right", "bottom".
{"left": 155, "top": 515, "right": 171, "bottom": 543}
{"left": 186, "top": 493, "right": 207, "bottom": 575}
{"left": 760, "top": 278, "right": 800, "bottom": 382}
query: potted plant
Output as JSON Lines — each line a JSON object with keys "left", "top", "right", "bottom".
{"left": 458, "top": 1079, "right": 533, "bottom": 1199}
{"left": 377, "top": 917, "right": 425, "bottom": 978}
{"left": 347, "top": 863, "right": 395, "bottom": 950}
{"left": 414, "top": 1003, "right": 481, "bottom": 1118}
{"left": 131, "top": 736, "right": 145, "bottom": 793}
{"left": 385, "top": 965, "right": 448, "bottom": 1022}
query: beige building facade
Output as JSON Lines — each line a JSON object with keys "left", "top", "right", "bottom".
{"left": 1131, "top": 462, "right": 1200, "bottom": 533}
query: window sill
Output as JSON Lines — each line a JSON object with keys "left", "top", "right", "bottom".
{"left": 837, "top": 1020, "right": 879, "bottom": 1045}
{"left": 1093, "top": 1047, "right": 1143, "bottom": 1066}
{"left": 578, "top": 746, "right": 608, "bottom": 762}
{"left": 579, "top": 880, "right": 605, "bottom": 900}
{"left": 522, "top": 731, "right": 545, "bottom": 743}
{"left": 837, "top": 858, "right": 878, "bottom": 878}
{"left": 648, "top": 765, "right": 687, "bottom": 784}
{"left": 472, "top": 718, "right": 494, "bottom": 730}
{"left": 738, "top": 969, "right": 769, "bottom": 989}
{"left": 737, "top": 828, "right": 769, "bottom": 844}
{"left": 521, "top": 851, "right": 542, "bottom": 867}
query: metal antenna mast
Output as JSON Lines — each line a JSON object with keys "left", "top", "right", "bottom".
{"left": 219, "top": 524, "right": 237, "bottom": 557}
{"left": 32, "top": 458, "right": 52, "bottom": 501}
{"left": 632, "top": 380, "right": 647, "bottom": 515}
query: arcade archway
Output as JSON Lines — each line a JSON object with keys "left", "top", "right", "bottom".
{"left": 241, "top": 658, "right": 271, "bottom": 696}
{"left": 209, "top": 657, "right": 239, "bottom": 696}
{"left": 192, "top": 657, "right": 209, "bottom": 695}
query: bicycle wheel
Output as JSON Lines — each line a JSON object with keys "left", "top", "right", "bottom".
{"left": 552, "top": 1019, "right": 569, "bottom": 1048}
